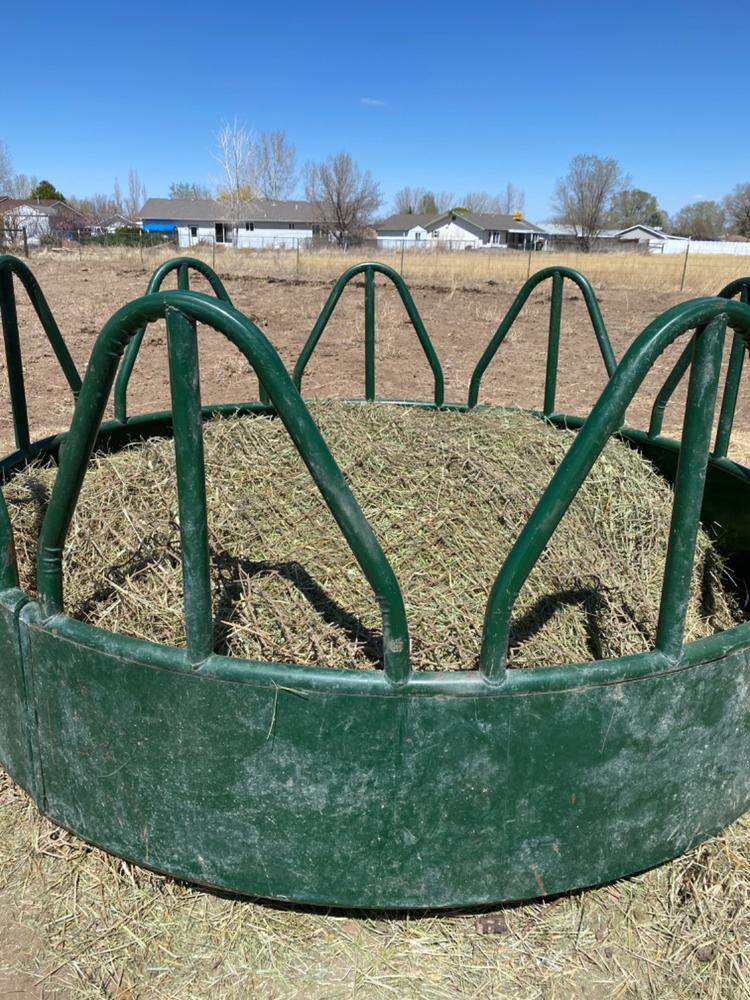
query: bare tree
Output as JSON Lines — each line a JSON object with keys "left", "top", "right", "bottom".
{"left": 724, "top": 182, "right": 750, "bottom": 238}
{"left": 305, "top": 151, "right": 381, "bottom": 247}
{"left": 113, "top": 177, "right": 123, "bottom": 214}
{"left": 552, "top": 154, "right": 626, "bottom": 251}
{"left": 498, "top": 182, "right": 525, "bottom": 214}
{"left": 169, "top": 180, "right": 212, "bottom": 199}
{"left": 393, "top": 186, "right": 427, "bottom": 213}
{"left": 125, "top": 167, "right": 147, "bottom": 218}
{"left": 255, "top": 130, "right": 296, "bottom": 200}
{"left": 462, "top": 185, "right": 526, "bottom": 215}
{"left": 213, "top": 118, "right": 255, "bottom": 243}
{"left": 392, "top": 187, "right": 446, "bottom": 215}
{"left": 0, "top": 141, "right": 12, "bottom": 195}
{"left": 9, "top": 174, "right": 39, "bottom": 198}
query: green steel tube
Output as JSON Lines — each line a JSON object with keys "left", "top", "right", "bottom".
{"left": 648, "top": 277, "right": 750, "bottom": 447}
{"left": 166, "top": 307, "right": 214, "bottom": 666}
{"left": 647, "top": 338, "right": 694, "bottom": 438}
{"left": 467, "top": 266, "right": 615, "bottom": 409}
{"left": 293, "top": 261, "right": 444, "bottom": 406}
{"left": 0, "top": 268, "right": 30, "bottom": 452}
{"left": 0, "top": 490, "right": 18, "bottom": 589}
{"left": 478, "top": 296, "right": 750, "bottom": 683}
{"left": 713, "top": 333, "right": 745, "bottom": 458}
{"left": 543, "top": 271, "right": 563, "bottom": 416}
{"left": 364, "top": 267, "right": 375, "bottom": 401}
{"left": 36, "top": 291, "right": 411, "bottom": 684}
{"left": 114, "top": 257, "right": 232, "bottom": 423}
{"left": 656, "top": 318, "right": 725, "bottom": 659}
{"left": 0, "top": 256, "right": 81, "bottom": 400}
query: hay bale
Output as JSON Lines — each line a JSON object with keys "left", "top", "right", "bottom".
{"left": 3, "top": 402, "right": 741, "bottom": 670}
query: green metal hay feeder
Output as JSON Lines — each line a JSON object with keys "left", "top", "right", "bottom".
{"left": 0, "top": 254, "right": 749, "bottom": 910}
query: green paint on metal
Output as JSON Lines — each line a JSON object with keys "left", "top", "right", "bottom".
{"left": 478, "top": 297, "right": 750, "bottom": 682}
{"left": 2, "top": 257, "right": 750, "bottom": 908}
{"left": 113, "top": 257, "right": 234, "bottom": 423}
{"left": 293, "top": 261, "right": 444, "bottom": 406}
{"left": 649, "top": 277, "right": 750, "bottom": 451}
{"left": 364, "top": 266, "right": 376, "bottom": 401}
{"left": 468, "top": 266, "right": 615, "bottom": 409}
{"left": 0, "top": 256, "right": 81, "bottom": 451}
{"left": 544, "top": 270, "right": 563, "bottom": 416}
{"left": 35, "top": 290, "right": 410, "bottom": 684}
{"left": 166, "top": 306, "right": 214, "bottom": 665}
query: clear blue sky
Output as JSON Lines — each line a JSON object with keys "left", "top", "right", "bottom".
{"left": 4, "top": 0, "right": 744, "bottom": 220}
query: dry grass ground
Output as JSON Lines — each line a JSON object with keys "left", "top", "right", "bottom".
{"left": 1, "top": 249, "right": 750, "bottom": 998}
{"left": 58, "top": 241, "right": 749, "bottom": 297}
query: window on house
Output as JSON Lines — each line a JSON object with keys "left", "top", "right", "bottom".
{"left": 414, "top": 231, "right": 422, "bottom": 240}
{"left": 432, "top": 230, "right": 439, "bottom": 237}
{"left": 215, "top": 223, "right": 230, "bottom": 243}
{"left": 189, "top": 226, "right": 197, "bottom": 238}
{"left": 288, "top": 223, "right": 295, "bottom": 229}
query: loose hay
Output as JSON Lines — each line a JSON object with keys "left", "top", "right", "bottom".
{"left": 4, "top": 401, "right": 742, "bottom": 670}
{"left": 1, "top": 402, "right": 748, "bottom": 995}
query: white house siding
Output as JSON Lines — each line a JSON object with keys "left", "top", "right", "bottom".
{"left": 428, "top": 216, "right": 516, "bottom": 248}
{"left": 2, "top": 206, "right": 51, "bottom": 246}
{"left": 377, "top": 225, "right": 429, "bottom": 250}
{"left": 658, "top": 239, "right": 750, "bottom": 256}
{"left": 177, "top": 220, "right": 313, "bottom": 249}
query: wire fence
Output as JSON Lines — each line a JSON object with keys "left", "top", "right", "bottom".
{"left": 3, "top": 228, "right": 750, "bottom": 296}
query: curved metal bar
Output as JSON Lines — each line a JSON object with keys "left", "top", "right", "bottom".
{"left": 0, "top": 255, "right": 82, "bottom": 450}
{"left": 648, "top": 277, "right": 750, "bottom": 452}
{"left": 293, "top": 261, "right": 444, "bottom": 406}
{"left": 713, "top": 279, "right": 750, "bottom": 457}
{"left": 467, "top": 266, "right": 615, "bottom": 410}
{"left": 113, "top": 257, "right": 233, "bottom": 423}
{"left": 647, "top": 337, "right": 695, "bottom": 438}
{"left": 36, "top": 290, "right": 411, "bottom": 685}
{"left": 479, "top": 297, "right": 750, "bottom": 683}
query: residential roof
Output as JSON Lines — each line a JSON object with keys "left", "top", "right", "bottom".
{"left": 426, "top": 211, "right": 544, "bottom": 234}
{"left": 536, "top": 222, "right": 622, "bottom": 238}
{"left": 0, "top": 198, "right": 86, "bottom": 217}
{"left": 376, "top": 213, "right": 434, "bottom": 231}
{"left": 139, "top": 197, "right": 317, "bottom": 224}
{"left": 615, "top": 224, "right": 687, "bottom": 241}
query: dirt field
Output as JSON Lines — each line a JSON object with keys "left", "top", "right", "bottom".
{"left": 5, "top": 249, "right": 750, "bottom": 454}
{"left": 2, "top": 250, "right": 750, "bottom": 998}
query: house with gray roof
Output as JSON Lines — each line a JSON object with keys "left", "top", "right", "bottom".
{"left": 139, "top": 197, "right": 318, "bottom": 249}
{"left": 375, "top": 209, "right": 545, "bottom": 250}
{"left": 375, "top": 213, "right": 434, "bottom": 248}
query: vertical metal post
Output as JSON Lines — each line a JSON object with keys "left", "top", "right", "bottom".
{"left": 713, "top": 332, "right": 745, "bottom": 458}
{"left": 679, "top": 241, "right": 690, "bottom": 291}
{"left": 296, "top": 237, "right": 300, "bottom": 276}
{"left": 139, "top": 229, "right": 144, "bottom": 266}
{"left": 400, "top": 239, "right": 405, "bottom": 275}
{"left": 166, "top": 308, "right": 213, "bottom": 666}
{"left": 543, "top": 271, "right": 563, "bottom": 416}
{"left": 22, "top": 227, "right": 28, "bottom": 259}
{"left": 212, "top": 236, "right": 216, "bottom": 269}
{"left": 0, "top": 268, "right": 31, "bottom": 451}
{"left": 526, "top": 249, "right": 532, "bottom": 279}
{"left": 656, "top": 317, "right": 725, "bottom": 659}
{"left": 364, "top": 267, "right": 376, "bottom": 401}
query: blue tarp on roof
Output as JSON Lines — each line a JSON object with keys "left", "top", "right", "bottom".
{"left": 143, "top": 221, "right": 176, "bottom": 232}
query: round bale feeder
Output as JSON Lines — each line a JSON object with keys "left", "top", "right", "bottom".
{"left": 0, "top": 254, "right": 749, "bottom": 910}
